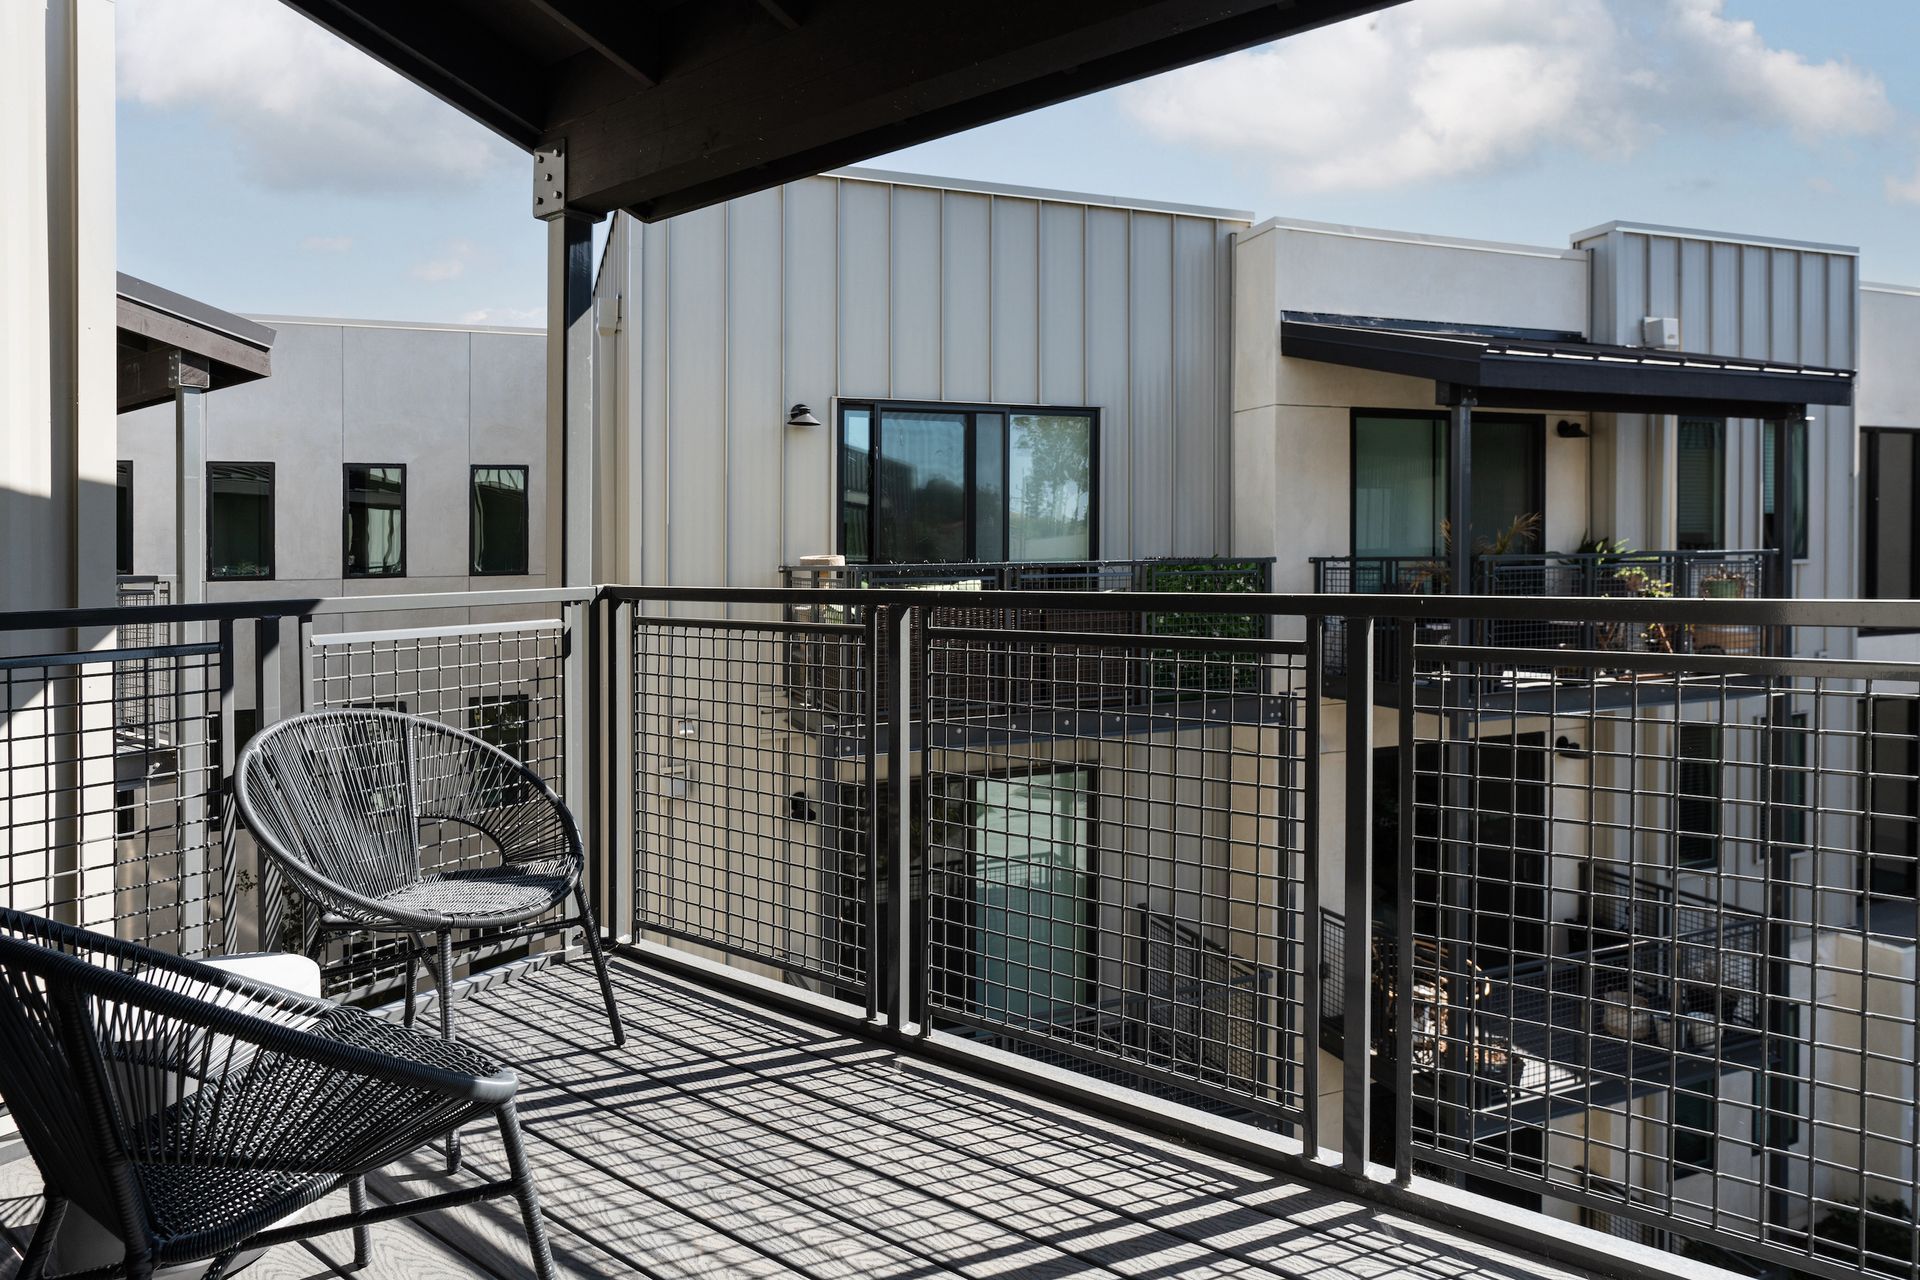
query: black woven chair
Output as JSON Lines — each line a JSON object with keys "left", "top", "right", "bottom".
{"left": 0, "top": 907, "right": 557, "bottom": 1280}
{"left": 234, "top": 709, "right": 624, "bottom": 1170}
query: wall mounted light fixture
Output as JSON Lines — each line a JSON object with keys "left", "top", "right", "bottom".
{"left": 787, "top": 403, "right": 820, "bottom": 428}
{"left": 1556, "top": 419, "right": 1590, "bottom": 439}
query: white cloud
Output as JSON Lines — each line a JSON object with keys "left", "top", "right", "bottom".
{"left": 1119, "top": 0, "right": 1892, "bottom": 193}
{"left": 410, "top": 240, "right": 480, "bottom": 282}
{"left": 117, "top": 0, "right": 516, "bottom": 194}
{"left": 460, "top": 307, "right": 546, "bottom": 327}
{"left": 300, "top": 235, "right": 353, "bottom": 253}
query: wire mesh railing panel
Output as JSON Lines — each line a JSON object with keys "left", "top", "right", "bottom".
{"left": 920, "top": 619, "right": 1309, "bottom": 1125}
{"left": 2, "top": 641, "right": 226, "bottom": 958}
{"left": 305, "top": 617, "right": 567, "bottom": 999}
{"left": 113, "top": 576, "right": 176, "bottom": 746}
{"left": 1402, "top": 642, "right": 1920, "bottom": 1280}
{"left": 632, "top": 613, "right": 873, "bottom": 998}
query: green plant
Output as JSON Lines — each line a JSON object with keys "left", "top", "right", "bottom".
{"left": 1408, "top": 511, "right": 1544, "bottom": 592}
{"left": 1141, "top": 560, "right": 1264, "bottom": 695}
{"left": 1611, "top": 563, "right": 1677, "bottom": 653}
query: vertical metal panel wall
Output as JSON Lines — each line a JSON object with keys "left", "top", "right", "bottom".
{"left": 604, "top": 171, "right": 1248, "bottom": 588}
{"left": 1580, "top": 222, "right": 1859, "bottom": 657}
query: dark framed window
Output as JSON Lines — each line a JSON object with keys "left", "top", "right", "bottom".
{"left": 344, "top": 464, "right": 405, "bottom": 578}
{"left": 471, "top": 465, "right": 530, "bottom": 576}
{"left": 207, "top": 462, "right": 274, "bottom": 580}
{"left": 115, "top": 461, "right": 133, "bottom": 575}
{"left": 1676, "top": 723, "right": 1722, "bottom": 869}
{"left": 1763, "top": 1002, "right": 1802, "bottom": 1150}
{"left": 1676, "top": 417, "right": 1725, "bottom": 552}
{"left": 1349, "top": 410, "right": 1545, "bottom": 561}
{"left": 470, "top": 693, "right": 533, "bottom": 802}
{"left": 838, "top": 402, "right": 1096, "bottom": 563}
{"left": 1863, "top": 429, "right": 1920, "bottom": 619}
{"left": 1673, "top": 1078, "right": 1717, "bottom": 1173}
{"left": 1864, "top": 696, "right": 1919, "bottom": 900}
{"left": 1764, "top": 417, "right": 1809, "bottom": 560}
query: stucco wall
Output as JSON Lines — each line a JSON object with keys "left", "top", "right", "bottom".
{"left": 116, "top": 318, "right": 548, "bottom": 602}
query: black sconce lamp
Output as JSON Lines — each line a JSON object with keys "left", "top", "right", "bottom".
{"left": 1556, "top": 419, "right": 1590, "bottom": 439}
{"left": 1555, "top": 734, "right": 1589, "bottom": 759}
{"left": 787, "top": 403, "right": 820, "bottom": 428}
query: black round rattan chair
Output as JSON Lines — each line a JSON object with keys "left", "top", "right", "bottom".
{"left": 234, "top": 709, "right": 625, "bottom": 1168}
{"left": 0, "top": 907, "right": 557, "bottom": 1280}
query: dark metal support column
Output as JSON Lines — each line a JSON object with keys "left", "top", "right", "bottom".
{"left": 536, "top": 144, "right": 604, "bottom": 588}
{"left": 1341, "top": 616, "right": 1375, "bottom": 1177}
{"left": 1769, "top": 411, "right": 1802, "bottom": 657}
{"left": 1445, "top": 390, "right": 1476, "bottom": 599}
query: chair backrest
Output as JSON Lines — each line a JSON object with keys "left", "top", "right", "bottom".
{"left": 236, "top": 709, "right": 561, "bottom": 923}
{"left": 0, "top": 910, "right": 158, "bottom": 1246}
{"left": 236, "top": 710, "right": 428, "bottom": 907}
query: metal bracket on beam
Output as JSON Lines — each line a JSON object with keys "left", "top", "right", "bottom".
{"left": 533, "top": 144, "right": 568, "bottom": 220}
{"left": 168, "top": 351, "right": 211, "bottom": 392}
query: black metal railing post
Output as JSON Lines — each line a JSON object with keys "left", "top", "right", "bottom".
{"left": 883, "top": 604, "right": 915, "bottom": 1033}
{"left": 862, "top": 606, "right": 882, "bottom": 1021}
{"left": 1341, "top": 615, "right": 1374, "bottom": 1177}
{"left": 1393, "top": 615, "right": 1417, "bottom": 1184}
{"left": 1301, "top": 616, "right": 1324, "bottom": 1156}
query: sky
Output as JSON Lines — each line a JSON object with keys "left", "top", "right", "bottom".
{"left": 117, "top": 0, "right": 1920, "bottom": 328}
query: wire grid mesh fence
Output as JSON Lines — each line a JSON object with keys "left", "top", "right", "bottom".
{"left": 301, "top": 617, "right": 568, "bottom": 1001}
{"left": 1477, "top": 551, "right": 1770, "bottom": 657}
{"left": 632, "top": 611, "right": 873, "bottom": 999}
{"left": 2, "top": 639, "right": 227, "bottom": 959}
{"left": 113, "top": 576, "right": 176, "bottom": 747}
{"left": 1399, "top": 641, "right": 1920, "bottom": 1280}
{"left": 919, "top": 616, "right": 1309, "bottom": 1126}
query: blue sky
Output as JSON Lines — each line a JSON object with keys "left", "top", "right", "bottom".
{"left": 118, "top": 0, "right": 1920, "bottom": 327}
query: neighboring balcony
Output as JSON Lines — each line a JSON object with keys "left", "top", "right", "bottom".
{"left": 777, "top": 557, "right": 1276, "bottom": 740}
{"left": 1310, "top": 549, "right": 1772, "bottom": 687}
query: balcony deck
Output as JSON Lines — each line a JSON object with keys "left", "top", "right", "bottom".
{"left": 4, "top": 957, "right": 1592, "bottom": 1280}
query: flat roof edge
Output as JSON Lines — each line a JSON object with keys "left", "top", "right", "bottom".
{"left": 117, "top": 273, "right": 276, "bottom": 350}
{"left": 1571, "top": 220, "right": 1859, "bottom": 257}
{"left": 828, "top": 166, "right": 1254, "bottom": 223}
{"left": 1241, "top": 216, "right": 1582, "bottom": 261}
{"left": 1864, "top": 280, "right": 1920, "bottom": 297}
{"left": 245, "top": 314, "right": 546, "bottom": 336}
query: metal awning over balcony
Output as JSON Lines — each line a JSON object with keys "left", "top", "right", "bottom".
{"left": 1280, "top": 313, "right": 1855, "bottom": 418}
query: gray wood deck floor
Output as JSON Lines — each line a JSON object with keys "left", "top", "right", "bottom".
{"left": 3, "top": 957, "right": 1596, "bottom": 1280}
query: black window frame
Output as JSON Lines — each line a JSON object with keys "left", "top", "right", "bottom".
{"left": 469, "top": 692, "right": 535, "bottom": 803}
{"left": 1672, "top": 1076, "right": 1718, "bottom": 1174}
{"left": 1346, "top": 408, "right": 1547, "bottom": 560}
{"left": 343, "top": 462, "right": 407, "bottom": 580}
{"left": 115, "top": 460, "right": 134, "bottom": 575}
{"left": 1763, "top": 416, "right": 1810, "bottom": 561}
{"left": 836, "top": 400, "right": 1100, "bottom": 564}
{"left": 206, "top": 461, "right": 276, "bottom": 582}
{"left": 469, "top": 464, "right": 532, "bottom": 577}
{"left": 1862, "top": 428, "right": 1920, "bottom": 633}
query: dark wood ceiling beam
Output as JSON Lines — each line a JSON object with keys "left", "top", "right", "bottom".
{"left": 527, "top": 0, "right": 662, "bottom": 87}
{"left": 546, "top": 0, "right": 1400, "bottom": 219}
{"left": 277, "top": 0, "right": 548, "bottom": 146}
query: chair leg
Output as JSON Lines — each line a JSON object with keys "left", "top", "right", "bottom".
{"left": 496, "top": 1102, "right": 557, "bottom": 1280}
{"left": 202, "top": 1248, "right": 243, "bottom": 1280}
{"left": 17, "top": 1194, "right": 66, "bottom": 1280}
{"left": 349, "top": 1175, "right": 371, "bottom": 1269}
{"left": 438, "top": 928, "right": 461, "bottom": 1175}
{"left": 574, "top": 887, "right": 626, "bottom": 1047}
{"left": 403, "top": 933, "right": 422, "bottom": 1028}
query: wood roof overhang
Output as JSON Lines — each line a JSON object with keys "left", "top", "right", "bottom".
{"left": 1280, "top": 315, "right": 1855, "bottom": 419}
{"left": 116, "top": 274, "right": 275, "bottom": 413}
{"left": 276, "top": 0, "right": 1402, "bottom": 221}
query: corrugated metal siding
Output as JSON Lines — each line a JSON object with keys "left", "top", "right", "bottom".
{"left": 1581, "top": 225, "right": 1859, "bottom": 656}
{"left": 611, "top": 174, "right": 1243, "bottom": 586}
